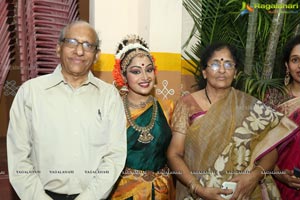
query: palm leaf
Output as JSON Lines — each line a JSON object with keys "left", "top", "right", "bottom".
{"left": 183, "top": 0, "right": 300, "bottom": 98}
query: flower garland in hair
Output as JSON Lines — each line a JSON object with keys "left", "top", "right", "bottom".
{"left": 112, "top": 59, "right": 125, "bottom": 87}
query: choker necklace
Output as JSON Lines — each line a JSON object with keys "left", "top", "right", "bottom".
{"left": 123, "top": 95, "right": 157, "bottom": 143}
{"left": 127, "top": 96, "right": 153, "bottom": 109}
{"left": 205, "top": 87, "right": 212, "bottom": 104}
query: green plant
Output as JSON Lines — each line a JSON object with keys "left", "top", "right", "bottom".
{"left": 183, "top": 0, "right": 300, "bottom": 100}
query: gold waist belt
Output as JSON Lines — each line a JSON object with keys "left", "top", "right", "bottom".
{"left": 121, "top": 166, "right": 170, "bottom": 181}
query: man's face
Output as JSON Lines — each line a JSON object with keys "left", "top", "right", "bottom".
{"left": 56, "top": 23, "right": 99, "bottom": 77}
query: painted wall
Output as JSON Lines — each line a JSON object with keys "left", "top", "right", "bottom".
{"left": 0, "top": 0, "right": 198, "bottom": 137}
{"left": 89, "top": 0, "right": 196, "bottom": 101}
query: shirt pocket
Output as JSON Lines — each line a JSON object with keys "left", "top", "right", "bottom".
{"left": 88, "top": 117, "right": 111, "bottom": 147}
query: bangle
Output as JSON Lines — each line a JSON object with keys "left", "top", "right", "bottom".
{"left": 253, "top": 164, "right": 266, "bottom": 183}
{"left": 187, "top": 178, "right": 199, "bottom": 195}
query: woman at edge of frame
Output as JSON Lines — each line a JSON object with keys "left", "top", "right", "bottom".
{"left": 264, "top": 35, "right": 300, "bottom": 200}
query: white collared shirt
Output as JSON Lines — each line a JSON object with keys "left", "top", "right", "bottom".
{"left": 7, "top": 65, "right": 127, "bottom": 200}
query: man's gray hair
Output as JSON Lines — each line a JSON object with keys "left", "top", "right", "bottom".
{"left": 58, "top": 20, "right": 101, "bottom": 49}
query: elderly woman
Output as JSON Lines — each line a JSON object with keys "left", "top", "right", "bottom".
{"left": 167, "top": 42, "right": 298, "bottom": 200}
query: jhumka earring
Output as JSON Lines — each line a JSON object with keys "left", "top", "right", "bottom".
{"left": 284, "top": 69, "right": 290, "bottom": 86}
{"left": 120, "top": 85, "right": 128, "bottom": 93}
{"left": 120, "top": 79, "right": 129, "bottom": 94}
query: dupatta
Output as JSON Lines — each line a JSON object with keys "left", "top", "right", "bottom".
{"left": 177, "top": 88, "right": 298, "bottom": 199}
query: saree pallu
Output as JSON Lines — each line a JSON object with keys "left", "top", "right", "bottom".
{"left": 110, "top": 100, "right": 175, "bottom": 200}
{"left": 275, "top": 97, "right": 300, "bottom": 200}
{"left": 176, "top": 88, "right": 298, "bottom": 200}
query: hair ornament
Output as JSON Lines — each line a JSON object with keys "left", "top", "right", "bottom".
{"left": 115, "top": 43, "right": 150, "bottom": 60}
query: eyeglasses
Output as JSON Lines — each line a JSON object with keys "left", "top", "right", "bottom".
{"left": 207, "top": 60, "right": 236, "bottom": 71}
{"left": 61, "top": 38, "right": 98, "bottom": 53}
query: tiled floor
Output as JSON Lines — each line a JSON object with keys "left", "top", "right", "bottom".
{"left": 0, "top": 137, "right": 19, "bottom": 200}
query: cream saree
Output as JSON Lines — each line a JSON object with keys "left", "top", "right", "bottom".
{"left": 172, "top": 88, "right": 298, "bottom": 200}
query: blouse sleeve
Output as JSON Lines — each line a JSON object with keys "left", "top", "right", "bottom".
{"left": 171, "top": 98, "right": 190, "bottom": 135}
{"left": 263, "top": 88, "right": 289, "bottom": 109}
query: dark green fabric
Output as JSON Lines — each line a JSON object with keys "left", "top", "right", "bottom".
{"left": 125, "top": 102, "right": 172, "bottom": 171}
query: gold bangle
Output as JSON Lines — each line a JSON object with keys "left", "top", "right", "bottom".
{"left": 253, "top": 164, "right": 266, "bottom": 183}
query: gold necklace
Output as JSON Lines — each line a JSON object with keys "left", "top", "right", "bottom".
{"left": 123, "top": 95, "right": 157, "bottom": 143}
{"left": 127, "top": 96, "right": 153, "bottom": 109}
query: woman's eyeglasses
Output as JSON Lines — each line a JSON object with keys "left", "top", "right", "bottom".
{"left": 207, "top": 60, "right": 236, "bottom": 71}
{"left": 61, "top": 38, "right": 98, "bottom": 53}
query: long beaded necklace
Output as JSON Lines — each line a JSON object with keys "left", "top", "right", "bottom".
{"left": 123, "top": 95, "right": 157, "bottom": 143}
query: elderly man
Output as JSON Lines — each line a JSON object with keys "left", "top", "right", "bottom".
{"left": 7, "top": 20, "right": 127, "bottom": 200}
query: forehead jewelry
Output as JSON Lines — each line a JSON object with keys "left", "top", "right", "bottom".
{"left": 121, "top": 50, "right": 152, "bottom": 73}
